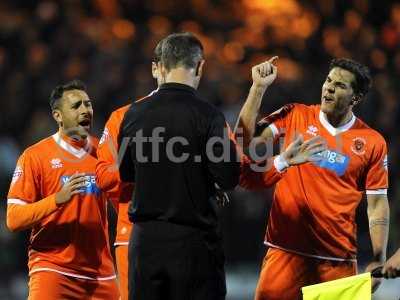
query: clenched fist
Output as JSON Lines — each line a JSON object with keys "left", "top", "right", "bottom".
{"left": 252, "top": 56, "right": 278, "bottom": 88}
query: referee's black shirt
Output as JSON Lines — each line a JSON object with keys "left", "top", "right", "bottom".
{"left": 118, "top": 83, "right": 240, "bottom": 235}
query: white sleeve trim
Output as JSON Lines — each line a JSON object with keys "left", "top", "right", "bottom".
{"left": 268, "top": 123, "right": 279, "bottom": 138}
{"left": 273, "top": 155, "right": 289, "bottom": 173}
{"left": 7, "top": 198, "right": 28, "bottom": 205}
{"left": 366, "top": 189, "right": 387, "bottom": 195}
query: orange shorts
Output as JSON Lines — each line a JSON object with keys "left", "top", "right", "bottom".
{"left": 115, "top": 245, "right": 129, "bottom": 300}
{"left": 28, "top": 271, "right": 119, "bottom": 300}
{"left": 255, "top": 247, "right": 356, "bottom": 300}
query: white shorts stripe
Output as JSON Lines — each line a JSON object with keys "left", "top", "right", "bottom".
{"left": 114, "top": 242, "right": 129, "bottom": 246}
{"left": 366, "top": 189, "right": 387, "bottom": 195}
{"left": 7, "top": 198, "right": 28, "bottom": 205}
{"left": 264, "top": 241, "right": 357, "bottom": 262}
{"left": 29, "top": 268, "right": 116, "bottom": 281}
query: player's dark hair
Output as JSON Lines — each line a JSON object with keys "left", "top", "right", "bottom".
{"left": 329, "top": 58, "right": 371, "bottom": 98}
{"left": 161, "top": 32, "right": 203, "bottom": 71}
{"left": 49, "top": 79, "right": 87, "bottom": 109}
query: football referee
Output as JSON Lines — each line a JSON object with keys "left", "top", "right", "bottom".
{"left": 118, "top": 32, "right": 240, "bottom": 300}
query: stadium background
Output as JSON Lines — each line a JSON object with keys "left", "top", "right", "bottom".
{"left": 0, "top": 0, "right": 399, "bottom": 299}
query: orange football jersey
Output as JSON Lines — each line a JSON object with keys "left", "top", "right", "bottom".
{"left": 7, "top": 133, "right": 116, "bottom": 280}
{"left": 258, "top": 103, "right": 388, "bottom": 260}
{"left": 97, "top": 104, "right": 133, "bottom": 245}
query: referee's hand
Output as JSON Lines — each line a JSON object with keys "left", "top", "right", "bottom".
{"left": 382, "top": 249, "right": 400, "bottom": 278}
{"left": 214, "top": 183, "right": 230, "bottom": 207}
{"left": 366, "top": 261, "right": 383, "bottom": 293}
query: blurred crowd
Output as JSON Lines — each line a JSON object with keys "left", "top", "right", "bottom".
{"left": 0, "top": 0, "right": 399, "bottom": 299}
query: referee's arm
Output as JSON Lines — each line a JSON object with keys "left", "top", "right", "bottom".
{"left": 206, "top": 112, "right": 240, "bottom": 190}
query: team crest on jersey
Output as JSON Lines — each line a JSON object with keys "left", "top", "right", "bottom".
{"left": 351, "top": 137, "right": 366, "bottom": 155}
{"left": 99, "top": 128, "right": 110, "bottom": 145}
{"left": 51, "top": 158, "right": 63, "bottom": 169}
{"left": 306, "top": 125, "right": 318, "bottom": 136}
{"left": 11, "top": 166, "right": 23, "bottom": 184}
{"left": 313, "top": 149, "right": 350, "bottom": 176}
{"left": 61, "top": 174, "right": 100, "bottom": 195}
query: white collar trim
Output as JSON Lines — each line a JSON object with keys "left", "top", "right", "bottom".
{"left": 52, "top": 132, "right": 90, "bottom": 159}
{"left": 319, "top": 111, "right": 356, "bottom": 136}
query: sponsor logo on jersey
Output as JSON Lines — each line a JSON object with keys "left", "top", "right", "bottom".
{"left": 11, "top": 166, "right": 23, "bottom": 184}
{"left": 51, "top": 158, "right": 63, "bottom": 169}
{"left": 383, "top": 154, "right": 388, "bottom": 171}
{"left": 61, "top": 174, "right": 100, "bottom": 195}
{"left": 313, "top": 149, "right": 349, "bottom": 176}
{"left": 99, "top": 128, "right": 110, "bottom": 145}
{"left": 306, "top": 125, "right": 318, "bottom": 136}
{"left": 351, "top": 137, "right": 366, "bottom": 155}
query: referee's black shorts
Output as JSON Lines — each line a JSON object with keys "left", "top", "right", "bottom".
{"left": 128, "top": 221, "right": 226, "bottom": 300}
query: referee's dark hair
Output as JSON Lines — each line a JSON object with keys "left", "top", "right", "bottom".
{"left": 153, "top": 39, "right": 164, "bottom": 63}
{"left": 161, "top": 32, "right": 204, "bottom": 71}
{"left": 49, "top": 79, "right": 87, "bottom": 110}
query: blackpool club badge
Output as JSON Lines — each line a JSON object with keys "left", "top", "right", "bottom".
{"left": 351, "top": 137, "right": 366, "bottom": 155}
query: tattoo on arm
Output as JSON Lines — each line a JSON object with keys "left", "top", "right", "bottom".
{"left": 369, "top": 218, "right": 389, "bottom": 228}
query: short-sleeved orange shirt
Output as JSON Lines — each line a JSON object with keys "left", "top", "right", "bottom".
{"left": 8, "top": 133, "right": 116, "bottom": 280}
{"left": 258, "top": 103, "right": 388, "bottom": 260}
{"left": 97, "top": 104, "right": 133, "bottom": 245}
